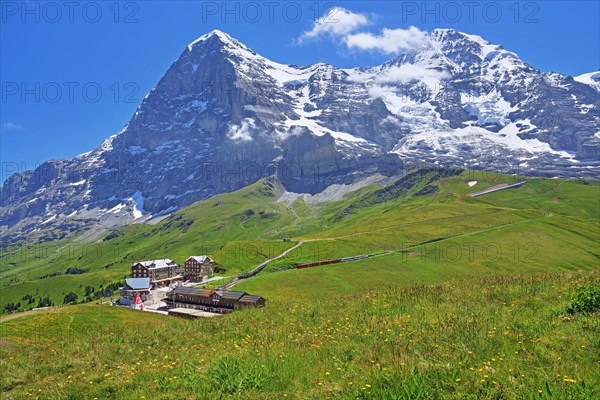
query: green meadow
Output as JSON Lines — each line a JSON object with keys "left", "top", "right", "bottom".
{"left": 1, "top": 272, "right": 598, "bottom": 399}
{"left": 1, "top": 168, "right": 599, "bottom": 398}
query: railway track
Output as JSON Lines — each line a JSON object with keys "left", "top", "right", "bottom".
{"left": 220, "top": 208, "right": 547, "bottom": 288}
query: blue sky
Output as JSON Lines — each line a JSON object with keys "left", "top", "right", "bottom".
{"left": 1, "top": 1, "right": 599, "bottom": 182}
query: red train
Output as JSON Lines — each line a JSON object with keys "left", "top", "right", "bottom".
{"left": 297, "top": 259, "right": 341, "bottom": 269}
{"left": 296, "top": 255, "right": 367, "bottom": 269}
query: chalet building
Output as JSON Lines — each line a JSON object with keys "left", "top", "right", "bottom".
{"left": 119, "top": 278, "right": 151, "bottom": 306}
{"left": 131, "top": 259, "right": 180, "bottom": 288}
{"left": 184, "top": 256, "right": 214, "bottom": 282}
{"left": 165, "top": 287, "right": 265, "bottom": 313}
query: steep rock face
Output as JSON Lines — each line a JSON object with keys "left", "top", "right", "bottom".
{"left": 1, "top": 29, "right": 598, "bottom": 241}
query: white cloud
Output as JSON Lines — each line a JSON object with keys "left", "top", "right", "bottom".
{"left": 298, "top": 7, "right": 371, "bottom": 42}
{"left": 227, "top": 118, "right": 256, "bottom": 142}
{"left": 344, "top": 27, "right": 428, "bottom": 54}
{"left": 298, "top": 7, "right": 429, "bottom": 56}
{"left": 376, "top": 64, "right": 449, "bottom": 83}
{"left": 0, "top": 122, "right": 24, "bottom": 134}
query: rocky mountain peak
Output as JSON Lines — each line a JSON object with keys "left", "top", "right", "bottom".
{"left": 1, "top": 29, "right": 598, "bottom": 244}
{"left": 186, "top": 29, "right": 258, "bottom": 62}
{"left": 188, "top": 29, "right": 240, "bottom": 49}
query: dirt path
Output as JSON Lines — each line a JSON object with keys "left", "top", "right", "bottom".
{"left": 0, "top": 307, "right": 61, "bottom": 323}
{"left": 223, "top": 240, "right": 305, "bottom": 288}
{"left": 282, "top": 200, "right": 301, "bottom": 226}
{"left": 468, "top": 180, "right": 527, "bottom": 197}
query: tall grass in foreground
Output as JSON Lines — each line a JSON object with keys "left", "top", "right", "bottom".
{"left": 1, "top": 271, "right": 599, "bottom": 399}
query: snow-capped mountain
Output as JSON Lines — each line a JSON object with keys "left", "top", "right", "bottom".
{"left": 1, "top": 29, "right": 598, "bottom": 242}
{"left": 575, "top": 71, "right": 600, "bottom": 91}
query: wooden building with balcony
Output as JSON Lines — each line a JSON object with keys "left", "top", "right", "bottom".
{"left": 164, "top": 287, "right": 265, "bottom": 313}
{"left": 184, "top": 256, "right": 214, "bottom": 282}
{"left": 131, "top": 259, "right": 180, "bottom": 288}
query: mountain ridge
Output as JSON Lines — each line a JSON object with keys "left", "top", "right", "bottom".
{"left": 1, "top": 29, "right": 598, "bottom": 242}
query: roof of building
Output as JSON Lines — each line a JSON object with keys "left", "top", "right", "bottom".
{"left": 132, "top": 259, "right": 176, "bottom": 269}
{"left": 173, "top": 287, "right": 213, "bottom": 296}
{"left": 239, "top": 294, "right": 264, "bottom": 303}
{"left": 186, "top": 256, "right": 212, "bottom": 263}
{"left": 173, "top": 287, "right": 247, "bottom": 301}
{"left": 216, "top": 290, "right": 246, "bottom": 301}
{"left": 125, "top": 278, "right": 151, "bottom": 290}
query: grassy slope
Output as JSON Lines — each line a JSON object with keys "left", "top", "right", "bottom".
{"left": 238, "top": 172, "right": 599, "bottom": 300}
{"left": 1, "top": 272, "right": 598, "bottom": 399}
{"left": 1, "top": 168, "right": 599, "bottom": 398}
{"left": 1, "top": 170, "right": 598, "bottom": 311}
